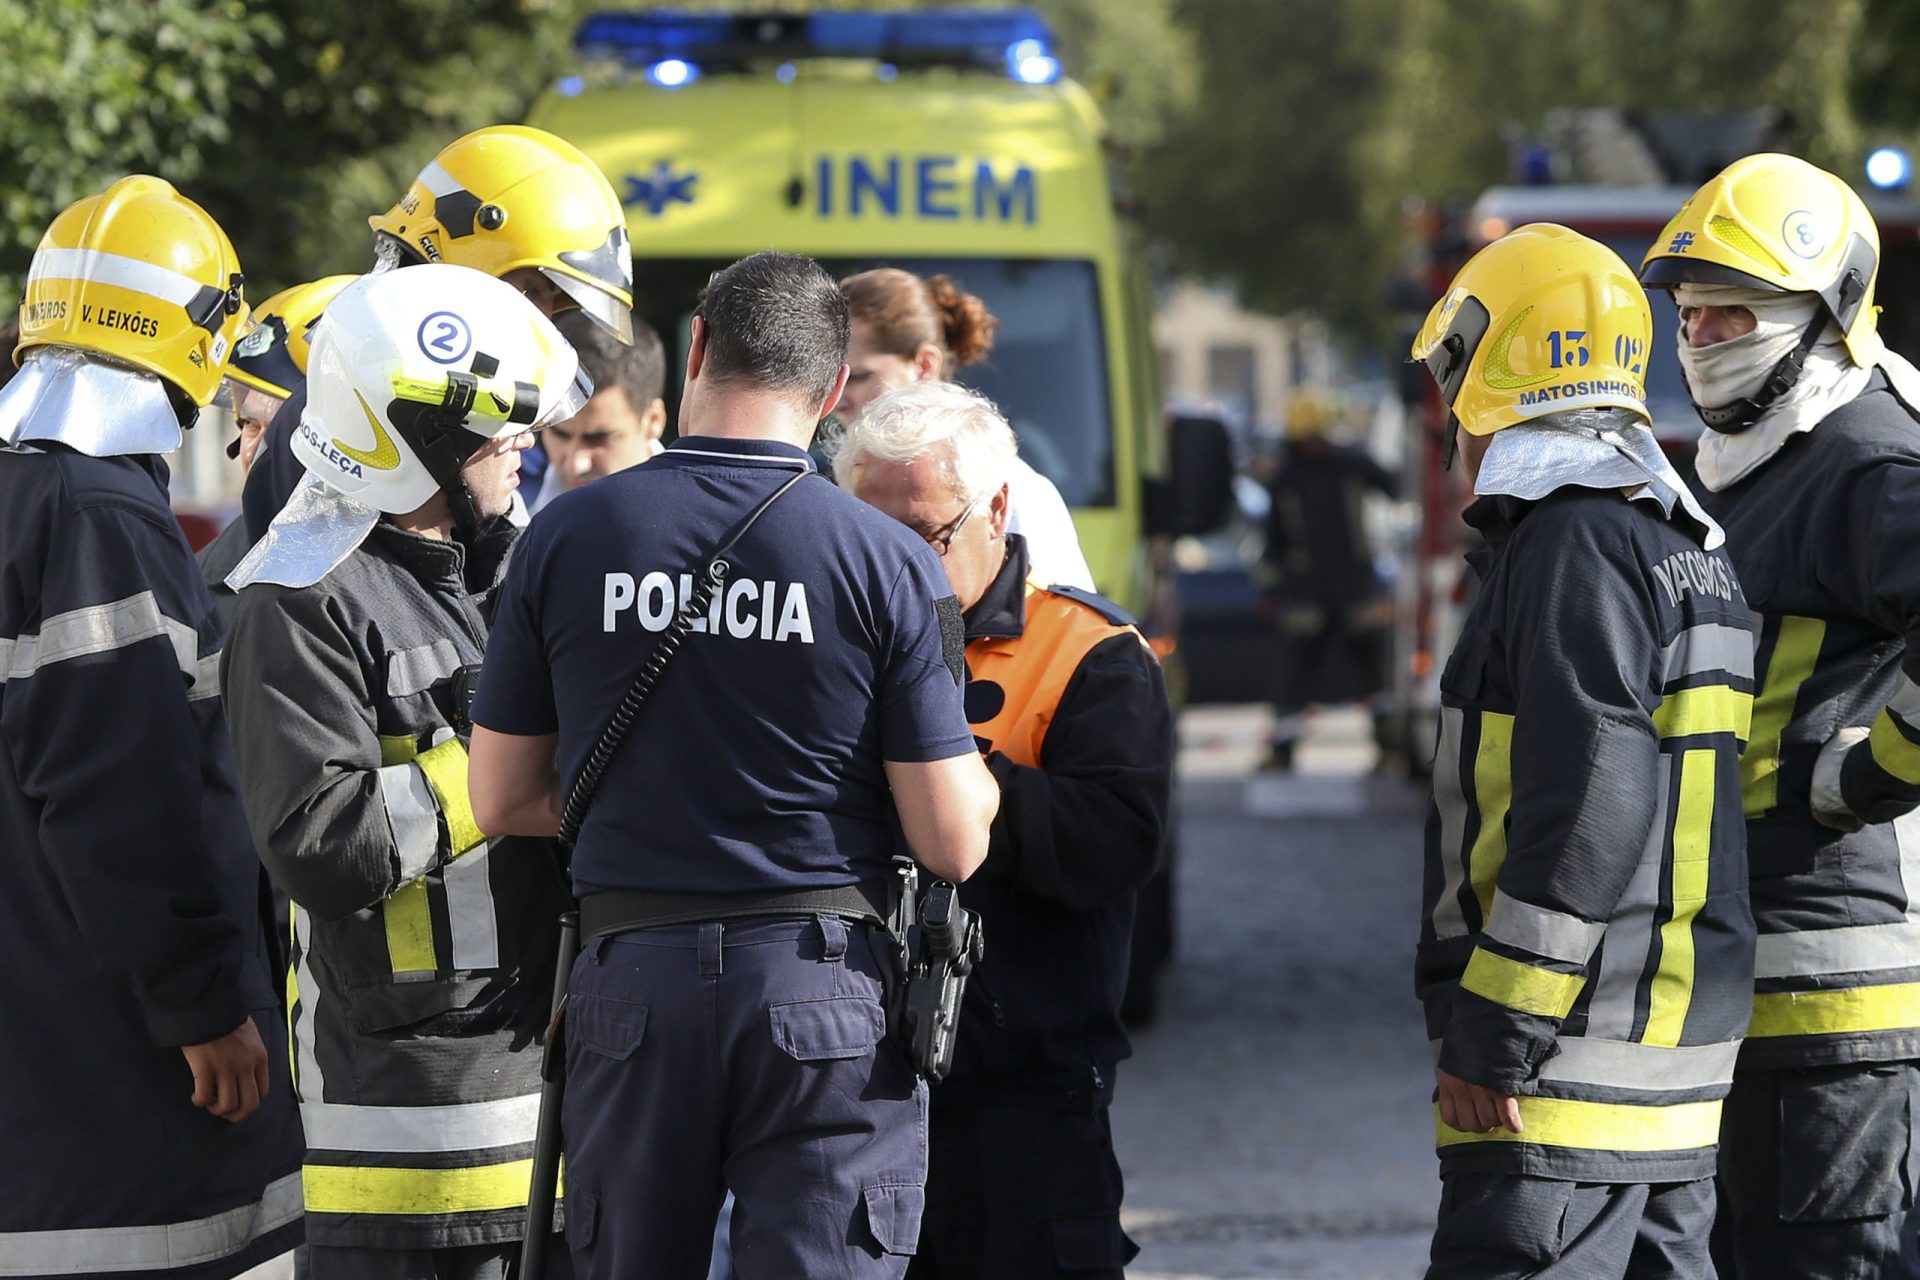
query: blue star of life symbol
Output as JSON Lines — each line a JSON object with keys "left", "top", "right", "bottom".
{"left": 623, "top": 161, "right": 698, "bottom": 217}
{"left": 1668, "top": 230, "right": 1696, "bottom": 254}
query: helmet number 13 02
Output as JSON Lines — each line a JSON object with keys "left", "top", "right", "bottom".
{"left": 1547, "top": 330, "right": 1590, "bottom": 368}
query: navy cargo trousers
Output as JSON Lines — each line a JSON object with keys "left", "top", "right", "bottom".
{"left": 562, "top": 914, "right": 927, "bottom": 1279}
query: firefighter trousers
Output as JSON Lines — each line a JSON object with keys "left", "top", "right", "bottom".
{"left": 1712, "top": 1060, "right": 1920, "bottom": 1280}
{"left": 1427, "top": 1171, "right": 1715, "bottom": 1279}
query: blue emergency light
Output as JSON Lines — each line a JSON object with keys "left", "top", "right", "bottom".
{"left": 1867, "top": 147, "right": 1912, "bottom": 191}
{"left": 574, "top": 9, "right": 1063, "bottom": 86}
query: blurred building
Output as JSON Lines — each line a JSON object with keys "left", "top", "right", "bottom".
{"left": 1154, "top": 281, "right": 1336, "bottom": 435}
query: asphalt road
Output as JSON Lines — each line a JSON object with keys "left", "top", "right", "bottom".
{"left": 1114, "top": 706, "right": 1437, "bottom": 1280}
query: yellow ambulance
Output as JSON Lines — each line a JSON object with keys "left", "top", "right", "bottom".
{"left": 527, "top": 8, "right": 1179, "bottom": 616}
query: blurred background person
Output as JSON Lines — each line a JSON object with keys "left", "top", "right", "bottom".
{"left": 1258, "top": 390, "right": 1397, "bottom": 770}
{"left": 838, "top": 267, "right": 1096, "bottom": 592}
{"left": 530, "top": 309, "right": 667, "bottom": 514}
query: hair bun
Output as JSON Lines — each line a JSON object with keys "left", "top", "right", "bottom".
{"left": 926, "top": 274, "right": 999, "bottom": 367}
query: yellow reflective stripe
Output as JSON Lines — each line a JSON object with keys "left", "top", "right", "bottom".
{"left": 1435, "top": 1096, "right": 1721, "bottom": 1153}
{"left": 1644, "top": 749, "right": 1714, "bottom": 1047}
{"left": 379, "top": 733, "right": 419, "bottom": 766}
{"left": 1468, "top": 712, "right": 1514, "bottom": 925}
{"left": 1743, "top": 616, "right": 1825, "bottom": 818}
{"left": 1651, "top": 684, "right": 1753, "bottom": 742}
{"left": 1869, "top": 709, "right": 1920, "bottom": 786}
{"left": 417, "top": 738, "right": 485, "bottom": 855}
{"left": 1748, "top": 981, "right": 1920, "bottom": 1039}
{"left": 284, "top": 911, "right": 298, "bottom": 1092}
{"left": 303, "top": 1158, "right": 558, "bottom": 1216}
{"left": 1460, "top": 946, "right": 1583, "bottom": 1018}
{"left": 384, "top": 880, "right": 437, "bottom": 975}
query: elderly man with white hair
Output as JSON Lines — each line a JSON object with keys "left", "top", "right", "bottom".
{"left": 835, "top": 381, "right": 1173, "bottom": 1280}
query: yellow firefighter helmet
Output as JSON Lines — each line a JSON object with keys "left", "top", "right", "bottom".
{"left": 1412, "top": 223, "right": 1652, "bottom": 444}
{"left": 368, "top": 124, "right": 634, "bottom": 343}
{"left": 16, "top": 175, "right": 248, "bottom": 407}
{"left": 226, "top": 274, "right": 357, "bottom": 400}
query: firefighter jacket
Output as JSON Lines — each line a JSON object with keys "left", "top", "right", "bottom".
{"left": 942, "top": 537, "right": 1174, "bottom": 1108}
{"left": 197, "top": 513, "right": 249, "bottom": 636}
{"left": 1697, "top": 375, "right": 1920, "bottom": 1071}
{"left": 0, "top": 443, "right": 304, "bottom": 1279}
{"left": 1416, "top": 487, "right": 1756, "bottom": 1183}
{"left": 221, "top": 516, "right": 570, "bottom": 1251}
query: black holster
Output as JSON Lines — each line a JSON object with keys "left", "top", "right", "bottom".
{"left": 884, "top": 856, "right": 984, "bottom": 1083}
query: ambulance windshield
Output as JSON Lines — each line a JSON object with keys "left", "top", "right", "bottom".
{"left": 632, "top": 257, "right": 1116, "bottom": 507}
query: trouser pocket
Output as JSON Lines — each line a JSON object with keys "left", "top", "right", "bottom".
{"left": 1779, "top": 1063, "right": 1915, "bottom": 1223}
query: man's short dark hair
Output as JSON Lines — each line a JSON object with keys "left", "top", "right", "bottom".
{"left": 556, "top": 309, "right": 665, "bottom": 413}
{"left": 697, "top": 252, "right": 848, "bottom": 405}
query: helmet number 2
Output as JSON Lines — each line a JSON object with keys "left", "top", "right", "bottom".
{"left": 1613, "top": 334, "right": 1645, "bottom": 375}
{"left": 1546, "top": 330, "right": 1590, "bottom": 369}
{"left": 417, "top": 311, "right": 474, "bottom": 366}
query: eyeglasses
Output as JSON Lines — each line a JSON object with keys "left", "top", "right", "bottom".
{"left": 921, "top": 501, "right": 975, "bottom": 556}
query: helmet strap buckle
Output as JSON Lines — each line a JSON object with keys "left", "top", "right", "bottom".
{"left": 1695, "top": 311, "right": 1828, "bottom": 435}
{"left": 1440, "top": 412, "right": 1461, "bottom": 472}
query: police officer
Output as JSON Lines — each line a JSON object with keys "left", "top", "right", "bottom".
{"left": 199, "top": 274, "right": 355, "bottom": 629}
{"left": 468, "top": 251, "right": 1000, "bottom": 1279}
{"left": 0, "top": 176, "right": 304, "bottom": 1277}
{"left": 220, "top": 266, "right": 588, "bottom": 1278}
{"left": 1411, "top": 225, "right": 1755, "bottom": 1277}
{"left": 1640, "top": 153, "right": 1920, "bottom": 1277}
{"left": 837, "top": 381, "right": 1173, "bottom": 1278}
{"left": 241, "top": 123, "right": 636, "bottom": 540}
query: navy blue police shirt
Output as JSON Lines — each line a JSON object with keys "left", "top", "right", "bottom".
{"left": 472, "top": 435, "right": 977, "bottom": 896}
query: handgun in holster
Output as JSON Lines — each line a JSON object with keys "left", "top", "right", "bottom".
{"left": 885, "top": 856, "right": 984, "bottom": 1083}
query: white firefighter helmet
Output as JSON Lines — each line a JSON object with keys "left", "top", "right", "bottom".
{"left": 231, "top": 264, "right": 589, "bottom": 590}
{"left": 295, "top": 263, "right": 587, "bottom": 516}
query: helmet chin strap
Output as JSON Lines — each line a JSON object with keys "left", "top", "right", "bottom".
{"left": 1694, "top": 312, "right": 1829, "bottom": 435}
{"left": 410, "top": 431, "right": 488, "bottom": 537}
{"left": 391, "top": 395, "right": 493, "bottom": 538}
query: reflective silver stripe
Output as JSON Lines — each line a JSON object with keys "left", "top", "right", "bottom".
{"left": 1899, "top": 806, "right": 1920, "bottom": 938}
{"left": 300, "top": 1092, "right": 541, "bottom": 1155}
{"left": 416, "top": 160, "right": 464, "bottom": 197}
{"left": 1890, "top": 673, "right": 1920, "bottom": 723}
{"left": 187, "top": 652, "right": 222, "bottom": 701}
{"left": 1535, "top": 1037, "right": 1740, "bottom": 1092}
{"left": 1662, "top": 623, "right": 1755, "bottom": 685}
{"left": 379, "top": 763, "right": 441, "bottom": 883}
{"left": 386, "top": 639, "right": 462, "bottom": 698}
{"left": 26, "top": 247, "right": 208, "bottom": 309}
{"left": 1585, "top": 767, "right": 1671, "bottom": 1039}
{"left": 1483, "top": 891, "right": 1606, "bottom": 966}
{"left": 1754, "top": 920, "right": 1920, "bottom": 979}
{"left": 1430, "top": 707, "right": 1470, "bottom": 941}
{"left": 0, "top": 1172, "right": 301, "bottom": 1276}
{"left": 291, "top": 906, "right": 326, "bottom": 1101}
{"left": 444, "top": 845, "right": 500, "bottom": 971}
{"left": 0, "top": 591, "right": 218, "bottom": 699}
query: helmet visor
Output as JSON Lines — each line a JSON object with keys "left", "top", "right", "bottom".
{"left": 543, "top": 267, "right": 634, "bottom": 344}
{"left": 535, "top": 364, "right": 595, "bottom": 431}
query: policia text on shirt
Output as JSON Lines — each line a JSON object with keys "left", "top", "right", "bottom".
{"left": 468, "top": 251, "right": 1000, "bottom": 1279}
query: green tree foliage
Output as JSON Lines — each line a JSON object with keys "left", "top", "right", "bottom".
{"left": 0, "top": 1, "right": 274, "bottom": 297}
{"left": 1141, "top": 0, "right": 1872, "bottom": 338}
